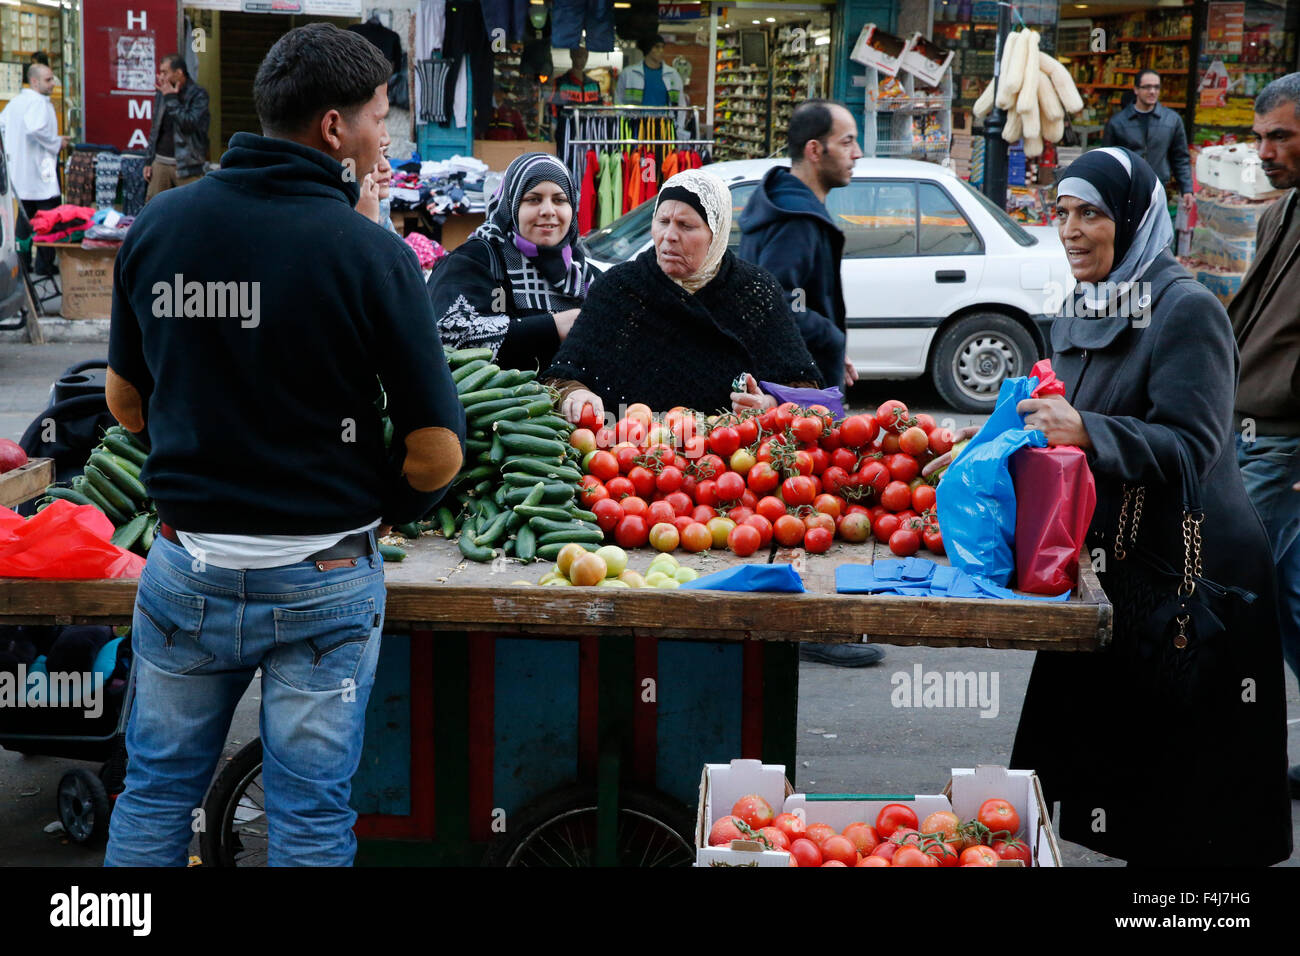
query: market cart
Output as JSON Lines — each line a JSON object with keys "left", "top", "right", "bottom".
{"left": 0, "top": 534, "right": 1110, "bottom": 866}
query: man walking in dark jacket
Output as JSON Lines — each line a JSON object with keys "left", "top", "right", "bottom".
{"left": 738, "top": 100, "right": 862, "bottom": 391}
{"left": 1102, "top": 70, "right": 1194, "bottom": 209}
{"left": 143, "top": 53, "right": 210, "bottom": 201}
{"left": 739, "top": 101, "right": 882, "bottom": 668}
{"left": 104, "top": 24, "right": 466, "bottom": 866}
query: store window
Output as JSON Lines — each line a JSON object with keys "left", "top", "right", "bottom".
{"left": 831, "top": 180, "right": 918, "bottom": 258}
{"left": 932, "top": 0, "right": 1059, "bottom": 112}
{"left": 0, "top": 2, "right": 79, "bottom": 138}
{"left": 919, "top": 182, "right": 981, "bottom": 255}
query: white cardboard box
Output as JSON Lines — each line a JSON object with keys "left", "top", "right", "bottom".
{"left": 696, "top": 760, "right": 1061, "bottom": 867}
{"left": 1196, "top": 144, "right": 1284, "bottom": 201}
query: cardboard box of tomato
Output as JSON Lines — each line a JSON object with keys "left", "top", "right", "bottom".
{"left": 695, "top": 759, "right": 1061, "bottom": 867}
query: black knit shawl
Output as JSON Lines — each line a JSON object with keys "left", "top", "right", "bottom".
{"left": 545, "top": 248, "right": 823, "bottom": 414}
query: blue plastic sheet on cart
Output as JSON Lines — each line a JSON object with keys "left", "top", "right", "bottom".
{"left": 835, "top": 559, "right": 1071, "bottom": 601}
{"left": 678, "top": 563, "right": 806, "bottom": 592}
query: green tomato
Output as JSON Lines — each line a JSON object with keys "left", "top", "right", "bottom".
{"left": 673, "top": 567, "right": 699, "bottom": 583}
{"left": 654, "top": 577, "right": 681, "bottom": 589}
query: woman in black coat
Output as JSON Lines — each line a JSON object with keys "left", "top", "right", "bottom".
{"left": 1010, "top": 148, "right": 1292, "bottom": 866}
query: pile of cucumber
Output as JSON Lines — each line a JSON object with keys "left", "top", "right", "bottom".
{"left": 438, "top": 347, "right": 602, "bottom": 563}
{"left": 34, "top": 425, "right": 159, "bottom": 555}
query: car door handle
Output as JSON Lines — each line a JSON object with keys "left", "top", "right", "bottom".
{"left": 935, "top": 270, "right": 966, "bottom": 283}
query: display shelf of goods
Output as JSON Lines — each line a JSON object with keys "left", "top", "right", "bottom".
{"left": 713, "top": 61, "right": 769, "bottom": 161}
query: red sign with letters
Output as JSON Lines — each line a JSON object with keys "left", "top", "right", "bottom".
{"left": 83, "top": 2, "right": 180, "bottom": 150}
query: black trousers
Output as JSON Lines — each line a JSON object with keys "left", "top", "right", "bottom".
{"left": 21, "top": 196, "right": 62, "bottom": 274}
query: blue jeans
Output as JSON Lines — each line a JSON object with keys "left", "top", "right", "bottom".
{"left": 1236, "top": 433, "right": 1300, "bottom": 686}
{"left": 104, "top": 534, "right": 385, "bottom": 867}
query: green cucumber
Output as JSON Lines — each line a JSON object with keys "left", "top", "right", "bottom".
{"left": 111, "top": 513, "right": 151, "bottom": 550}
{"left": 458, "top": 532, "right": 496, "bottom": 562}
{"left": 90, "top": 452, "right": 148, "bottom": 504}
{"left": 437, "top": 507, "right": 457, "bottom": 538}
{"left": 503, "top": 536, "right": 516, "bottom": 556}
{"left": 493, "top": 483, "right": 508, "bottom": 507}
{"left": 465, "top": 438, "right": 492, "bottom": 456}
{"left": 537, "top": 527, "right": 606, "bottom": 546}
{"left": 498, "top": 433, "right": 566, "bottom": 458}
{"left": 500, "top": 457, "right": 580, "bottom": 480}
{"left": 504, "top": 483, "right": 575, "bottom": 506}
{"left": 513, "top": 504, "right": 584, "bottom": 522}
{"left": 75, "top": 477, "right": 129, "bottom": 525}
{"left": 101, "top": 433, "right": 147, "bottom": 467}
{"left": 453, "top": 464, "right": 496, "bottom": 487}
{"left": 482, "top": 367, "right": 524, "bottom": 390}
{"left": 43, "top": 485, "right": 95, "bottom": 508}
{"left": 474, "top": 511, "right": 510, "bottom": 547}
{"left": 140, "top": 515, "right": 158, "bottom": 552}
{"left": 83, "top": 463, "right": 136, "bottom": 515}
{"left": 528, "top": 515, "right": 598, "bottom": 537}
{"left": 379, "top": 543, "right": 407, "bottom": 562}
{"left": 523, "top": 397, "right": 557, "bottom": 418}
{"left": 471, "top": 405, "right": 531, "bottom": 427}
{"left": 495, "top": 420, "right": 569, "bottom": 441}
{"left": 489, "top": 434, "right": 505, "bottom": 465}
{"left": 502, "top": 470, "right": 577, "bottom": 488}
{"left": 507, "top": 482, "right": 547, "bottom": 532}
{"left": 567, "top": 506, "right": 598, "bottom": 523}
{"left": 515, "top": 524, "right": 537, "bottom": 562}
{"left": 537, "top": 541, "right": 599, "bottom": 561}
{"left": 465, "top": 396, "right": 528, "bottom": 421}
{"left": 393, "top": 522, "right": 422, "bottom": 540}
{"left": 103, "top": 452, "right": 143, "bottom": 480}
{"left": 451, "top": 358, "right": 489, "bottom": 383}
{"left": 448, "top": 347, "right": 494, "bottom": 367}
{"left": 477, "top": 498, "right": 502, "bottom": 521}
{"left": 525, "top": 415, "right": 572, "bottom": 433}
{"left": 455, "top": 364, "right": 500, "bottom": 395}
{"left": 515, "top": 370, "right": 538, "bottom": 384}
{"left": 471, "top": 479, "right": 493, "bottom": 497}
{"left": 458, "top": 387, "right": 514, "bottom": 406}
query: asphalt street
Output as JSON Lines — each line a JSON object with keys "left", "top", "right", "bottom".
{"left": 1, "top": 341, "right": 1297, "bottom": 867}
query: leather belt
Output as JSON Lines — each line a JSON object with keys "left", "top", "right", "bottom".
{"left": 158, "top": 524, "right": 375, "bottom": 570}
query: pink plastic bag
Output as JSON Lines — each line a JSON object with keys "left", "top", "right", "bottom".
{"left": 0, "top": 500, "right": 145, "bottom": 578}
{"left": 1011, "top": 446, "right": 1096, "bottom": 595}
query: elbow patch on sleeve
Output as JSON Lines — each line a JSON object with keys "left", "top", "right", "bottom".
{"left": 106, "top": 368, "right": 146, "bottom": 433}
{"left": 402, "top": 426, "right": 464, "bottom": 491}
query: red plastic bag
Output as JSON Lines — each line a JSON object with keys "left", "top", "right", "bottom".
{"left": 0, "top": 500, "right": 145, "bottom": 578}
{"left": 1011, "top": 446, "right": 1096, "bottom": 595}
{"left": 1029, "top": 358, "right": 1066, "bottom": 398}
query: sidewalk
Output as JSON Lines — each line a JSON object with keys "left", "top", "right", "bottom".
{"left": 0, "top": 342, "right": 105, "bottom": 442}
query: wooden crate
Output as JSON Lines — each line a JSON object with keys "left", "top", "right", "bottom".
{"left": 0, "top": 458, "right": 53, "bottom": 509}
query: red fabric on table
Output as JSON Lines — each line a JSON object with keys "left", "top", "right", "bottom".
{"left": 0, "top": 500, "right": 144, "bottom": 578}
{"left": 1011, "top": 445, "right": 1096, "bottom": 595}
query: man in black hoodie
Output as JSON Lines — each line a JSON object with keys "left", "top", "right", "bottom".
{"left": 104, "top": 24, "right": 465, "bottom": 866}
{"left": 739, "top": 100, "right": 863, "bottom": 391}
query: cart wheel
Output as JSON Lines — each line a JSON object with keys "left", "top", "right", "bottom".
{"left": 481, "top": 785, "right": 695, "bottom": 867}
{"left": 57, "top": 769, "right": 111, "bottom": 846}
{"left": 199, "top": 739, "right": 266, "bottom": 867}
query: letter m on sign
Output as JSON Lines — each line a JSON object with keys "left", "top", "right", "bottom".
{"left": 129, "top": 99, "right": 152, "bottom": 120}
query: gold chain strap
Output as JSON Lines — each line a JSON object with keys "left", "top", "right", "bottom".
{"left": 1130, "top": 487, "right": 1145, "bottom": 545}
{"left": 1178, "top": 512, "right": 1204, "bottom": 598}
{"left": 1114, "top": 485, "right": 1132, "bottom": 561}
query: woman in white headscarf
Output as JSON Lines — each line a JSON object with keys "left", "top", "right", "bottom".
{"left": 546, "top": 169, "right": 821, "bottom": 422}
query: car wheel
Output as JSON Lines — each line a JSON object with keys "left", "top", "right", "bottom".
{"left": 931, "top": 312, "right": 1038, "bottom": 413}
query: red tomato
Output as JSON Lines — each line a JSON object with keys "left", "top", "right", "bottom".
{"left": 665, "top": 492, "right": 693, "bottom": 516}
{"left": 807, "top": 447, "right": 830, "bottom": 477}
{"left": 804, "top": 823, "right": 838, "bottom": 847}
{"left": 875, "top": 400, "right": 910, "bottom": 434}
{"left": 727, "top": 506, "right": 755, "bottom": 525}
{"left": 758, "top": 827, "right": 791, "bottom": 852}
{"left": 672, "top": 515, "right": 695, "bottom": 535}
{"left": 889, "top": 527, "right": 921, "bottom": 557}
{"left": 924, "top": 841, "right": 961, "bottom": 867}
{"left": 872, "top": 513, "right": 900, "bottom": 541}
{"left": 604, "top": 476, "right": 635, "bottom": 500}
{"left": 781, "top": 476, "right": 816, "bottom": 507}
{"left": 857, "top": 855, "right": 890, "bottom": 867}
{"left": 627, "top": 466, "right": 656, "bottom": 498}
{"left": 691, "top": 504, "right": 717, "bottom": 524}
{"left": 792, "top": 450, "right": 814, "bottom": 477}
{"left": 648, "top": 522, "right": 679, "bottom": 552}
{"left": 899, "top": 426, "right": 930, "bottom": 457}
{"left": 812, "top": 494, "right": 842, "bottom": 519}
{"left": 731, "top": 794, "right": 776, "bottom": 830}
{"left": 682, "top": 434, "right": 706, "bottom": 460}
{"left": 819, "top": 426, "right": 842, "bottom": 451}
{"left": 929, "top": 428, "right": 954, "bottom": 456}
{"left": 880, "top": 480, "right": 912, "bottom": 512}
{"left": 820, "top": 835, "right": 858, "bottom": 866}
{"left": 708, "top": 815, "right": 746, "bottom": 846}
{"left": 740, "top": 489, "right": 758, "bottom": 510}
{"left": 578, "top": 403, "right": 601, "bottom": 430}
{"left": 619, "top": 496, "right": 648, "bottom": 519}
{"left": 960, "top": 845, "right": 1000, "bottom": 867}
{"left": 804, "top": 526, "right": 833, "bottom": 553}
{"left": 791, "top": 416, "right": 823, "bottom": 444}
{"left": 755, "top": 495, "right": 787, "bottom": 523}
{"left": 591, "top": 498, "right": 623, "bottom": 533}
{"left": 614, "top": 515, "right": 648, "bottom": 549}
{"left": 744, "top": 514, "right": 773, "bottom": 546}
{"left": 595, "top": 426, "right": 616, "bottom": 449}
{"left": 920, "top": 811, "right": 959, "bottom": 842}
{"left": 644, "top": 444, "right": 675, "bottom": 468}
{"left": 875, "top": 804, "right": 919, "bottom": 839}
{"left": 914, "top": 413, "right": 936, "bottom": 434}
{"left": 922, "top": 525, "right": 944, "bottom": 555}
{"left": 694, "top": 478, "right": 718, "bottom": 507}
{"left": 870, "top": 841, "right": 899, "bottom": 861}
{"left": 774, "top": 402, "right": 798, "bottom": 432}
{"left": 804, "top": 512, "right": 835, "bottom": 534}
{"left": 655, "top": 466, "right": 684, "bottom": 494}
{"left": 880, "top": 432, "right": 901, "bottom": 454}
{"left": 789, "top": 838, "right": 822, "bottom": 868}
{"left": 747, "top": 462, "right": 780, "bottom": 495}
{"left": 831, "top": 447, "right": 859, "bottom": 472}
{"left": 838, "top": 414, "right": 878, "bottom": 449}
{"left": 728, "top": 523, "right": 762, "bottom": 557}
{"left": 889, "top": 827, "right": 923, "bottom": 848}
{"left": 821, "top": 466, "right": 851, "bottom": 496}
{"left": 645, "top": 500, "right": 676, "bottom": 528}
{"left": 887, "top": 453, "right": 921, "bottom": 483}
{"left": 616, "top": 418, "right": 646, "bottom": 445}
{"left": 912, "top": 484, "right": 937, "bottom": 512}
{"left": 992, "top": 837, "right": 1032, "bottom": 865}
{"left": 892, "top": 847, "right": 934, "bottom": 867}
{"left": 842, "top": 823, "right": 879, "bottom": 855}
{"left": 680, "top": 521, "right": 713, "bottom": 552}
{"left": 734, "top": 417, "right": 759, "bottom": 446}
{"left": 714, "top": 471, "right": 746, "bottom": 502}
{"left": 773, "top": 514, "right": 806, "bottom": 547}
{"left": 695, "top": 454, "right": 726, "bottom": 480}
{"left": 614, "top": 445, "right": 639, "bottom": 474}
{"left": 708, "top": 425, "right": 741, "bottom": 458}
{"left": 772, "top": 812, "right": 807, "bottom": 845}
{"left": 578, "top": 481, "right": 608, "bottom": 507}
{"left": 839, "top": 512, "right": 871, "bottom": 543}
{"left": 858, "top": 460, "right": 890, "bottom": 497}
{"left": 977, "top": 798, "right": 1021, "bottom": 837}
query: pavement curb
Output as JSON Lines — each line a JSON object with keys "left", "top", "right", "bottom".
{"left": 0, "top": 318, "right": 110, "bottom": 344}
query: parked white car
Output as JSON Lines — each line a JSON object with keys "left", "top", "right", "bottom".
{"left": 583, "top": 157, "right": 1070, "bottom": 412}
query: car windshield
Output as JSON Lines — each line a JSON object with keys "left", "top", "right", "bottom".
{"left": 584, "top": 200, "right": 655, "bottom": 261}
{"left": 955, "top": 178, "right": 1037, "bottom": 247}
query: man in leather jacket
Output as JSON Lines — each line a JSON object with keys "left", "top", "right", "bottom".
{"left": 143, "top": 54, "right": 210, "bottom": 202}
{"left": 1102, "top": 70, "right": 1193, "bottom": 208}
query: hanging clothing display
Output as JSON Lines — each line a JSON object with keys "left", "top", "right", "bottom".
{"left": 94, "top": 152, "right": 123, "bottom": 208}
{"left": 480, "top": 0, "right": 529, "bottom": 43}
{"left": 414, "top": 0, "right": 448, "bottom": 121}
{"left": 443, "top": 0, "right": 494, "bottom": 135}
{"left": 552, "top": 0, "right": 616, "bottom": 53}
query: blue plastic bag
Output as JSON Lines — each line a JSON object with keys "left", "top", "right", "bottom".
{"left": 677, "top": 563, "right": 806, "bottom": 593}
{"left": 935, "top": 376, "right": 1047, "bottom": 587}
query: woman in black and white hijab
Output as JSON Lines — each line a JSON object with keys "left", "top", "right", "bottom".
{"left": 428, "top": 152, "right": 591, "bottom": 370}
{"left": 1010, "top": 147, "right": 1293, "bottom": 867}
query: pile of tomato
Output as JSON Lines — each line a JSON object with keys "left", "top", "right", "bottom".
{"left": 570, "top": 399, "right": 954, "bottom": 558}
{"left": 709, "top": 793, "right": 1033, "bottom": 867}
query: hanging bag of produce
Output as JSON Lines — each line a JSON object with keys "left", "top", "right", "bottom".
{"left": 1009, "top": 360, "right": 1096, "bottom": 595}
{"left": 934, "top": 375, "right": 1046, "bottom": 586}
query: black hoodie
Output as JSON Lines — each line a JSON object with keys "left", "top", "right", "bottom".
{"left": 737, "top": 167, "right": 846, "bottom": 388}
{"left": 109, "top": 132, "right": 466, "bottom": 534}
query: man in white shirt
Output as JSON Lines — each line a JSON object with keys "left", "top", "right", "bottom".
{"left": 0, "top": 63, "right": 72, "bottom": 275}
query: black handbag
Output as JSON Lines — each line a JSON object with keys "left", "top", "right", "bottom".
{"left": 1105, "top": 442, "right": 1256, "bottom": 710}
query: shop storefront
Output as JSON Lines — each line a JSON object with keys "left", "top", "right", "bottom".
{"left": 0, "top": 0, "right": 80, "bottom": 138}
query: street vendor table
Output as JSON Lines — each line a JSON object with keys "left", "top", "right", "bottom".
{"left": 0, "top": 536, "right": 1110, "bottom": 865}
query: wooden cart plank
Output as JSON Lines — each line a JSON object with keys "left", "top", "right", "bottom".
{"left": 0, "top": 458, "right": 54, "bottom": 509}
